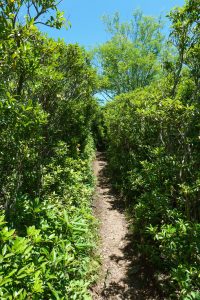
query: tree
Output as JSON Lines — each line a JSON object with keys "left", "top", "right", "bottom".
{"left": 93, "top": 10, "right": 164, "bottom": 98}
{"left": 0, "top": 0, "right": 66, "bottom": 32}
{"left": 0, "top": 0, "right": 67, "bottom": 97}
{"left": 168, "top": 0, "right": 200, "bottom": 99}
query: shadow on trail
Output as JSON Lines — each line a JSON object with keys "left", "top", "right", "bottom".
{"left": 96, "top": 152, "right": 165, "bottom": 300}
{"left": 104, "top": 238, "right": 166, "bottom": 300}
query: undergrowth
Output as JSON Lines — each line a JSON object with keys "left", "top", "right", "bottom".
{"left": 0, "top": 138, "right": 98, "bottom": 300}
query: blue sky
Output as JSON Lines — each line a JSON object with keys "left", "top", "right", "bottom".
{"left": 41, "top": 0, "right": 185, "bottom": 48}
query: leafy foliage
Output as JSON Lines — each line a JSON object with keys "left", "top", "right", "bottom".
{"left": 104, "top": 83, "right": 200, "bottom": 298}
{"left": 0, "top": 0, "right": 99, "bottom": 298}
{"left": 0, "top": 148, "right": 97, "bottom": 299}
{"left": 167, "top": 0, "right": 200, "bottom": 99}
{"left": 103, "top": 1, "right": 200, "bottom": 298}
{"left": 93, "top": 10, "right": 164, "bottom": 98}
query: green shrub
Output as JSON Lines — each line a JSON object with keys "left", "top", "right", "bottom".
{"left": 104, "top": 85, "right": 200, "bottom": 297}
{"left": 0, "top": 140, "right": 97, "bottom": 299}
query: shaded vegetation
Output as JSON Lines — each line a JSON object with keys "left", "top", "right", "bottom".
{"left": 102, "top": 1, "right": 200, "bottom": 299}
{"left": 0, "top": 1, "right": 98, "bottom": 298}
{"left": 0, "top": 0, "right": 200, "bottom": 299}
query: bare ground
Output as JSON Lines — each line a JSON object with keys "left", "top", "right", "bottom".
{"left": 91, "top": 152, "right": 164, "bottom": 300}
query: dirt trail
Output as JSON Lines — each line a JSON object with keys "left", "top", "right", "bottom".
{"left": 91, "top": 152, "right": 162, "bottom": 300}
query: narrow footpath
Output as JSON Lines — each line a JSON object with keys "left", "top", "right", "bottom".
{"left": 91, "top": 152, "right": 162, "bottom": 300}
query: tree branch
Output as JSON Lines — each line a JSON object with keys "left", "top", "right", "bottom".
{"left": 34, "top": 21, "right": 54, "bottom": 28}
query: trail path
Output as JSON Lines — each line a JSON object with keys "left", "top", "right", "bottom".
{"left": 91, "top": 152, "right": 162, "bottom": 300}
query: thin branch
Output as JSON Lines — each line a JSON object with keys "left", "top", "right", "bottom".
{"left": 101, "top": 90, "right": 114, "bottom": 100}
{"left": 13, "top": 0, "right": 24, "bottom": 28}
{"left": 99, "top": 92, "right": 109, "bottom": 101}
{"left": 34, "top": 21, "right": 53, "bottom": 28}
{"left": 56, "top": 0, "right": 63, "bottom": 6}
{"left": 34, "top": 8, "right": 46, "bottom": 22}
{"left": 32, "top": 1, "right": 39, "bottom": 14}
{"left": 27, "top": 0, "right": 32, "bottom": 20}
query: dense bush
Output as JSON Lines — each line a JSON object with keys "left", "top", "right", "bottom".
{"left": 102, "top": 1, "right": 200, "bottom": 297}
{"left": 104, "top": 85, "right": 200, "bottom": 298}
{"left": 1, "top": 0, "right": 199, "bottom": 298}
{"left": 0, "top": 140, "right": 97, "bottom": 299}
{"left": 0, "top": 1, "right": 99, "bottom": 298}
